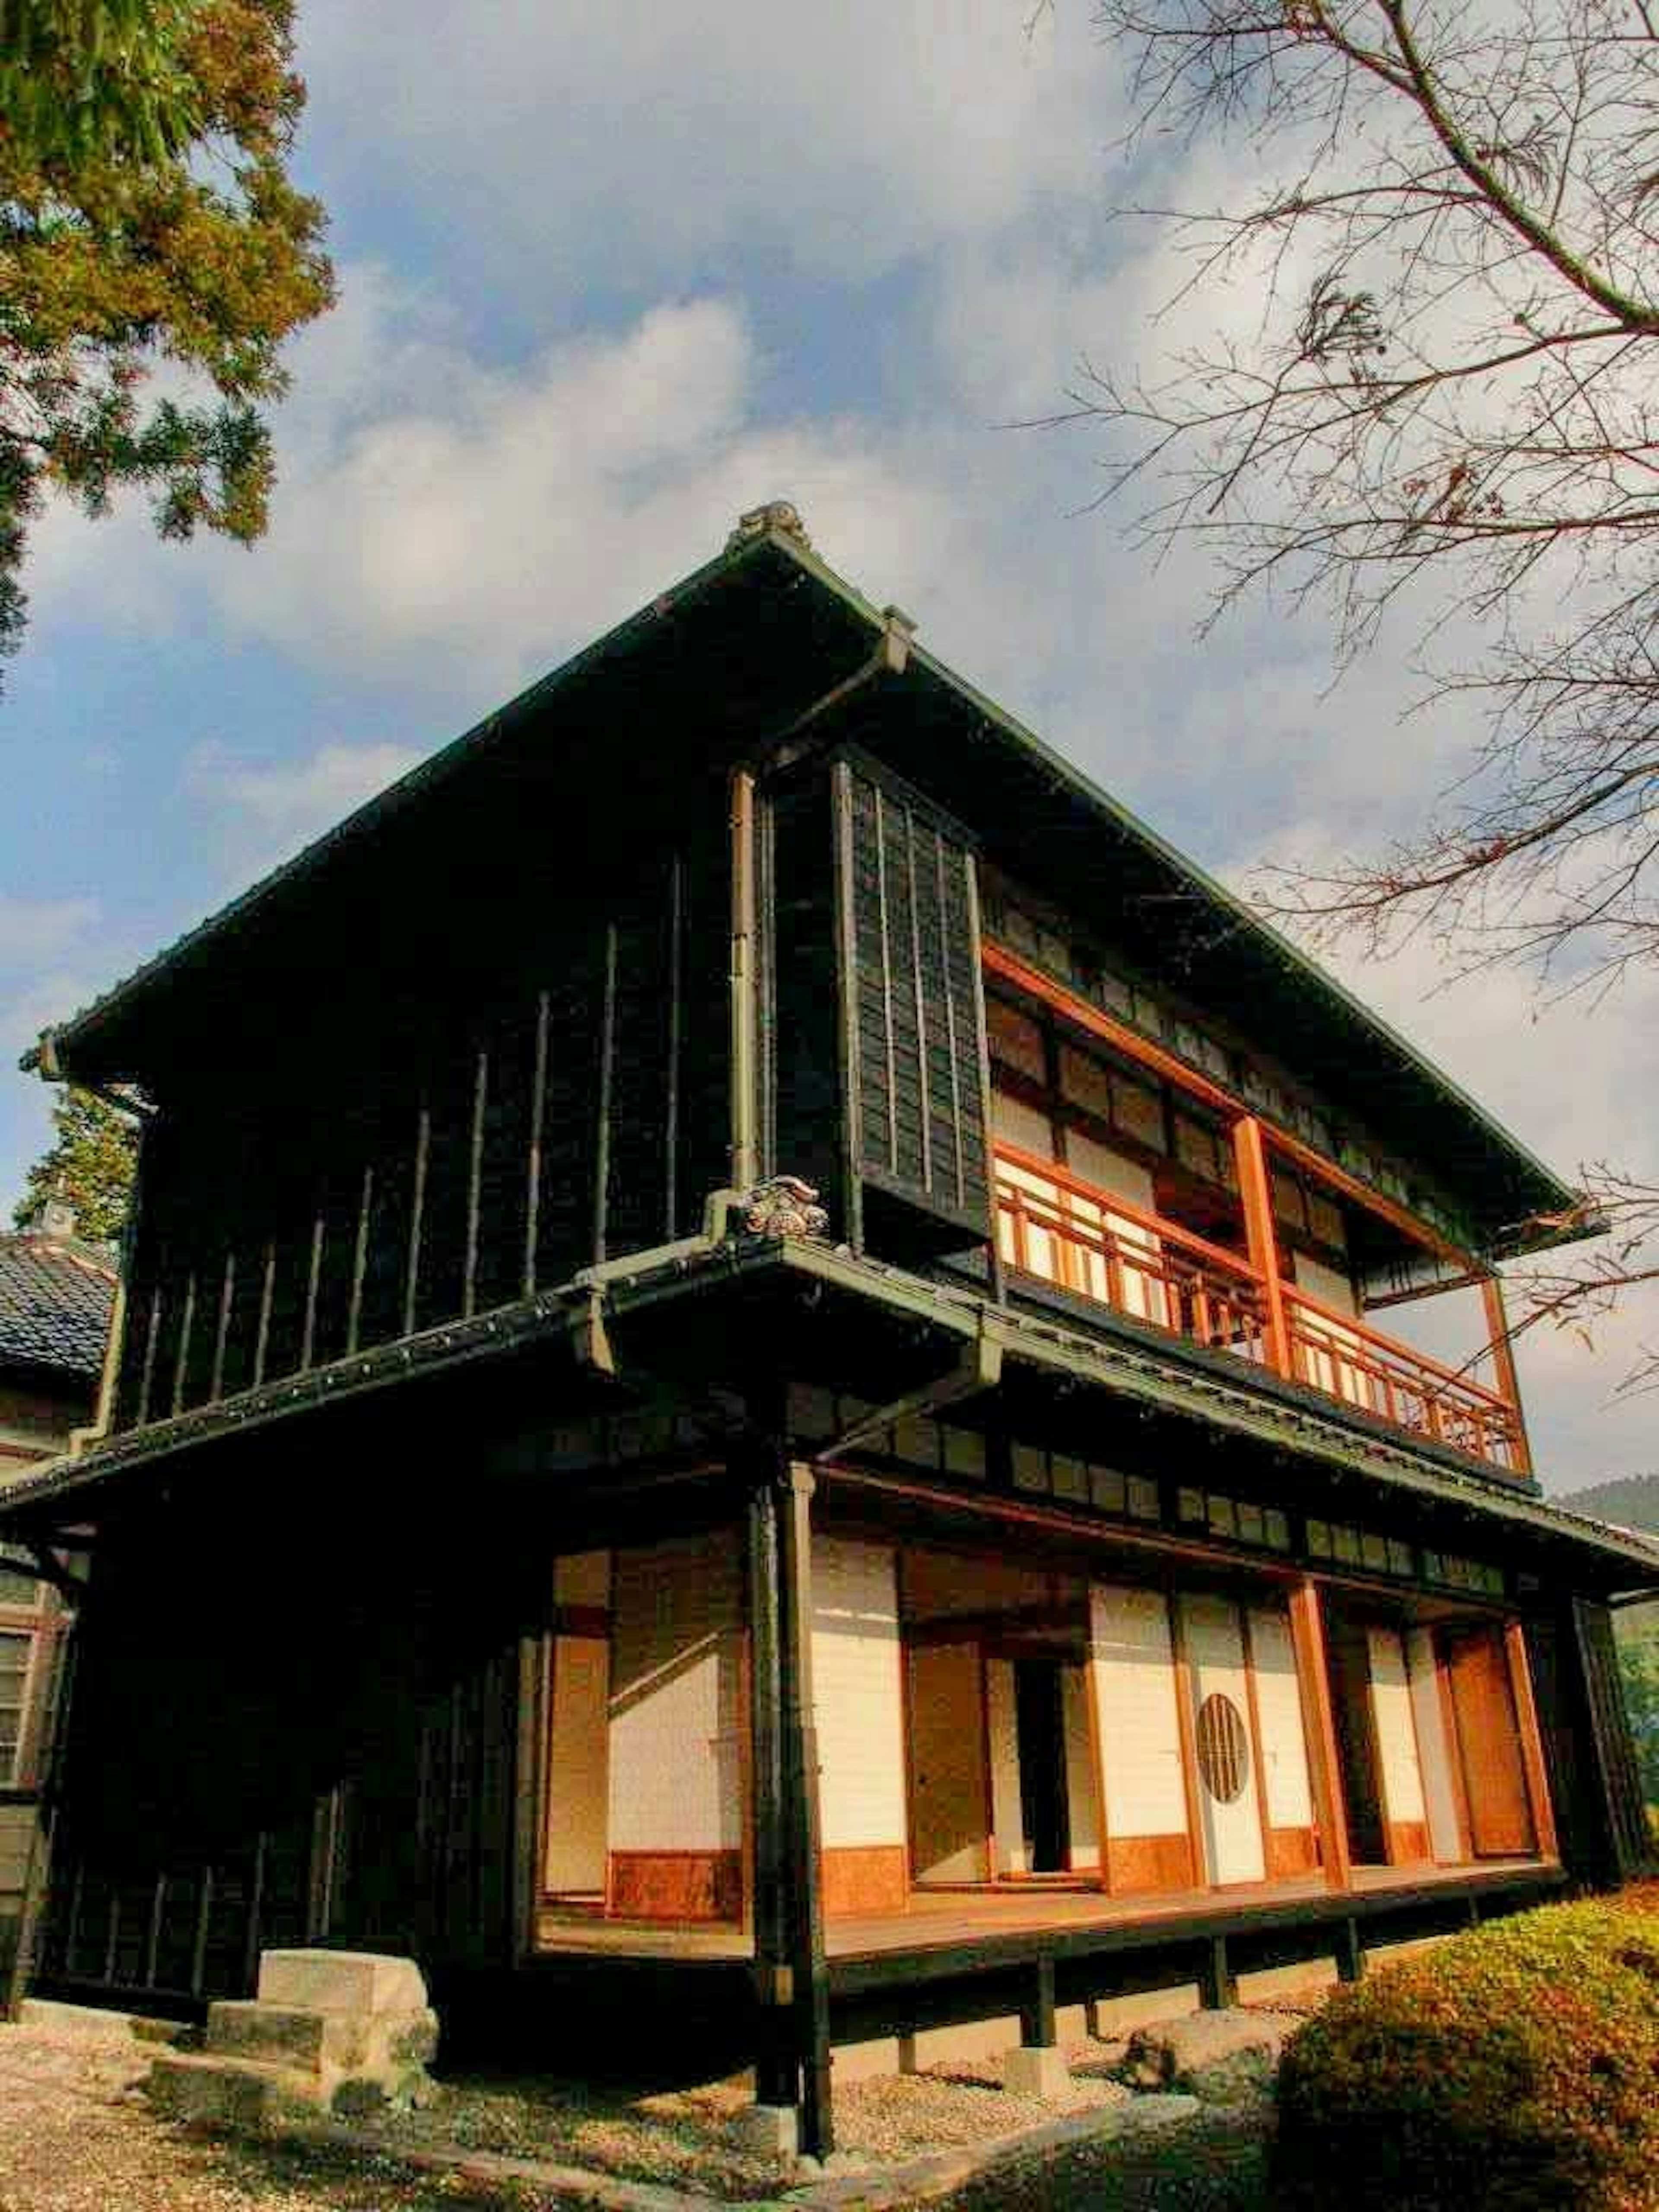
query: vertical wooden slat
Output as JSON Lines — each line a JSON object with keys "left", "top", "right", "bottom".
{"left": 592, "top": 922, "right": 618, "bottom": 1265}
{"left": 523, "top": 992, "right": 549, "bottom": 1297}
{"left": 346, "top": 1166, "right": 373, "bottom": 1354}
{"left": 170, "top": 1273, "right": 197, "bottom": 1416}
{"left": 136, "top": 1285, "right": 162, "bottom": 1427}
{"left": 1233, "top": 1117, "right": 1292, "bottom": 1379}
{"left": 242, "top": 1831, "right": 268, "bottom": 1990}
{"left": 1504, "top": 1618, "right": 1559, "bottom": 1861}
{"left": 251, "top": 1242, "right": 276, "bottom": 1389}
{"left": 190, "top": 1866, "right": 214, "bottom": 1997}
{"left": 1288, "top": 1580, "right": 1353, "bottom": 1891}
{"left": 210, "top": 1251, "right": 235, "bottom": 1405}
{"left": 462, "top": 1048, "right": 489, "bottom": 1319}
{"left": 299, "top": 1213, "right": 324, "bottom": 1372}
{"left": 404, "top": 1096, "right": 430, "bottom": 1339}
{"left": 664, "top": 855, "right": 683, "bottom": 1239}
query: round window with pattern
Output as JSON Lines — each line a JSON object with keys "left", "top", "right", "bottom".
{"left": 1196, "top": 1692, "right": 1251, "bottom": 1805}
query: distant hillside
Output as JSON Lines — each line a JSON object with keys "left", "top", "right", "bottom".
{"left": 1557, "top": 1474, "right": 1659, "bottom": 1534}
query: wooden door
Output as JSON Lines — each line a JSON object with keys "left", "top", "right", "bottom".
{"left": 907, "top": 1643, "right": 989, "bottom": 1883}
{"left": 1445, "top": 1626, "right": 1535, "bottom": 1858}
{"left": 1180, "top": 1595, "right": 1266, "bottom": 1887}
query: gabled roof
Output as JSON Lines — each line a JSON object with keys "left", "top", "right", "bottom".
{"left": 0, "top": 1229, "right": 118, "bottom": 1384}
{"left": 23, "top": 513, "right": 1584, "bottom": 1250}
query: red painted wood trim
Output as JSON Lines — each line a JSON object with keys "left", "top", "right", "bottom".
{"left": 1288, "top": 1581, "right": 1353, "bottom": 1892}
{"left": 1234, "top": 1117, "right": 1293, "bottom": 1379}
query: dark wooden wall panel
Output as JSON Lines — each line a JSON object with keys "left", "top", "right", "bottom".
{"left": 767, "top": 756, "right": 992, "bottom": 1254}
{"left": 110, "top": 808, "right": 732, "bottom": 1436}
{"left": 40, "top": 1430, "right": 547, "bottom": 2007}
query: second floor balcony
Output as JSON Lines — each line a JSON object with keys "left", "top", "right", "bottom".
{"left": 992, "top": 1141, "right": 1528, "bottom": 1478}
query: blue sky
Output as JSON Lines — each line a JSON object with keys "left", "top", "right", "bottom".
{"left": 4, "top": 1, "right": 1655, "bottom": 1493}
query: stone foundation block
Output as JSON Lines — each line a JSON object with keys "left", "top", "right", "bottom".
{"left": 256, "top": 1948, "right": 427, "bottom": 2018}
{"left": 733, "top": 2102, "right": 800, "bottom": 2159}
{"left": 1004, "top": 2043, "right": 1072, "bottom": 2099}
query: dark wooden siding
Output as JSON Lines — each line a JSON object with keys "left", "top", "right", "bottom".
{"left": 39, "top": 1426, "right": 546, "bottom": 2007}
{"left": 111, "top": 812, "right": 731, "bottom": 1437}
{"left": 843, "top": 761, "right": 989, "bottom": 1232}
{"left": 766, "top": 756, "right": 992, "bottom": 1254}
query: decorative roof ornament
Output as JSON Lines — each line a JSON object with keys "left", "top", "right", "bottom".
{"left": 726, "top": 500, "right": 812, "bottom": 554}
{"left": 740, "top": 1175, "right": 829, "bottom": 1240}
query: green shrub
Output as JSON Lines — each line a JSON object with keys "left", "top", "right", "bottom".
{"left": 1273, "top": 1899, "right": 1659, "bottom": 2212}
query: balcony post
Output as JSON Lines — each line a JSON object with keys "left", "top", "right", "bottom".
{"left": 1233, "top": 1116, "right": 1293, "bottom": 1381}
{"left": 1480, "top": 1274, "right": 1532, "bottom": 1476}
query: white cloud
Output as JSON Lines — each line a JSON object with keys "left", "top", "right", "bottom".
{"left": 299, "top": 2, "right": 1123, "bottom": 295}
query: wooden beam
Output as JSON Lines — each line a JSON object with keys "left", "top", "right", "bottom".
{"left": 1481, "top": 1276, "right": 1533, "bottom": 1478}
{"left": 1503, "top": 1618, "right": 1559, "bottom": 1862}
{"left": 1288, "top": 1580, "right": 1352, "bottom": 1892}
{"left": 1233, "top": 1116, "right": 1293, "bottom": 1380}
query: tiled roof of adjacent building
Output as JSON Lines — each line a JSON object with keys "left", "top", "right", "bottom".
{"left": 0, "top": 1226, "right": 118, "bottom": 1383}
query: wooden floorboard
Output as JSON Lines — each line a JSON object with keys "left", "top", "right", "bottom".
{"left": 534, "top": 1855, "right": 1557, "bottom": 1965}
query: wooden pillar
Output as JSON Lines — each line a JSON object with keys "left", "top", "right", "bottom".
{"left": 1287, "top": 1580, "right": 1352, "bottom": 1891}
{"left": 745, "top": 1471, "right": 794, "bottom": 2113}
{"left": 745, "top": 1452, "right": 833, "bottom": 2156}
{"left": 779, "top": 1462, "right": 833, "bottom": 2159}
{"left": 1480, "top": 1275, "right": 1533, "bottom": 1477}
{"left": 1233, "top": 1116, "right": 1292, "bottom": 1379}
{"left": 1503, "top": 1618, "right": 1559, "bottom": 1862}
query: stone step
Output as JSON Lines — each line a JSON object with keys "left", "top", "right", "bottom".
{"left": 147, "top": 2050, "right": 326, "bottom": 2129}
{"left": 17, "top": 1998, "right": 192, "bottom": 2048}
{"left": 204, "top": 2001, "right": 348, "bottom": 2072}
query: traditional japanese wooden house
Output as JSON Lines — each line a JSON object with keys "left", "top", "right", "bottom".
{"left": 5, "top": 505, "right": 1656, "bottom": 2152}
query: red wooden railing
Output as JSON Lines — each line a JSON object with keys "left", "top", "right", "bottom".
{"left": 1283, "top": 1284, "right": 1526, "bottom": 1473}
{"left": 994, "top": 1141, "right": 1269, "bottom": 1363}
{"left": 993, "top": 1144, "right": 1526, "bottom": 1475}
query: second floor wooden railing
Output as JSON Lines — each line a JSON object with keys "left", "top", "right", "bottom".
{"left": 993, "top": 1143, "right": 1526, "bottom": 1475}
{"left": 1283, "top": 1284, "right": 1526, "bottom": 1474}
{"left": 995, "top": 1142, "right": 1270, "bottom": 1364}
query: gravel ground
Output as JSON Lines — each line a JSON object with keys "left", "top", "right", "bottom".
{"left": 0, "top": 2025, "right": 583, "bottom": 2212}
{"left": 360, "top": 2039, "right": 1135, "bottom": 2199}
{"left": 0, "top": 2017, "right": 1230, "bottom": 2211}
